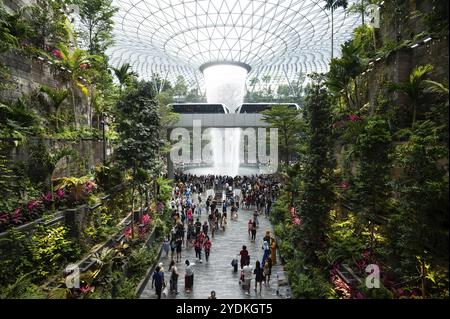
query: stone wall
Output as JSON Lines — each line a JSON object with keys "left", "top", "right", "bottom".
{"left": 3, "top": 0, "right": 34, "bottom": 11}
{"left": 7, "top": 137, "right": 111, "bottom": 179}
{"left": 0, "top": 50, "right": 92, "bottom": 127}
{"left": 362, "top": 0, "right": 448, "bottom": 115}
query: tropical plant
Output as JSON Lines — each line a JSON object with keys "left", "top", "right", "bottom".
{"left": 387, "top": 64, "right": 434, "bottom": 126}
{"left": 0, "top": 272, "right": 40, "bottom": 299}
{"left": 39, "top": 85, "right": 69, "bottom": 130}
{"left": 389, "top": 120, "right": 448, "bottom": 296}
{"left": 352, "top": 115, "right": 392, "bottom": 259}
{"left": 54, "top": 176, "right": 97, "bottom": 204}
{"left": 299, "top": 74, "right": 335, "bottom": 264}
{"left": 26, "top": 0, "right": 70, "bottom": 50}
{"left": 73, "top": 0, "right": 118, "bottom": 55}
{"left": 115, "top": 81, "right": 164, "bottom": 237}
{"left": 112, "top": 63, "right": 138, "bottom": 93}
{"left": 0, "top": 0, "right": 30, "bottom": 52}
{"left": 56, "top": 44, "right": 92, "bottom": 127}
{"left": 324, "top": 0, "right": 348, "bottom": 10}
{"left": 327, "top": 40, "right": 365, "bottom": 111}
{"left": 261, "top": 105, "right": 305, "bottom": 164}
{"left": 0, "top": 98, "right": 43, "bottom": 141}
{"left": 30, "top": 225, "right": 80, "bottom": 278}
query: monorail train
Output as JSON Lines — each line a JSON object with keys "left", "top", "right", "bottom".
{"left": 236, "top": 103, "right": 300, "bottom": 114}
{"left": 170, "top": 103, "right": 230, "bottom": 114}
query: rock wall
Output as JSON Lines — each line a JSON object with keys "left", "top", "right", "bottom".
{"left": 0, "top": 51, "right": 92, "bottom": 127}
{"left": 7, "top": 137, "right": 111, "bottom": 179}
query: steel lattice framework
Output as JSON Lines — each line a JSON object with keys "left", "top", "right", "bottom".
{"left": 108, "top": 0, "right": 360, "bottom": 93}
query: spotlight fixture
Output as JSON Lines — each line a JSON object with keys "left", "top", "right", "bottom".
{"left": 411, "top": 43, "right": 419, "bottom": 49}
{"left": 37, "top": 56, "right": 45, "bottom": 61}
{"left": 423, "top": 37, "right": 432, "bottom": 43}
{"left": 375, "top": 57, "right": 381, "bottom": 61}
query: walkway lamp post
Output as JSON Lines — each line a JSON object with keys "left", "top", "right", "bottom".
{"left": 330, "top": 0, "right": 340, "bottom": 60}
{"left": 101, "top": 112, "right": 108, "bottom": 165}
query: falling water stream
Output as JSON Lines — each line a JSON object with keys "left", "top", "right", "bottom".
{"left": 202, "top": 64, "right": 247, "bottom": 176}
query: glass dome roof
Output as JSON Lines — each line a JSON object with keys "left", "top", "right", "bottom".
{"left": 108, "top": 0, "right": 361, "bottom": 91}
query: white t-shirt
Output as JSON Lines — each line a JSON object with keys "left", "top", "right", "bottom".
{"left": 243, "top": 265, "right": 253, "bottom": 280}
{"left": 185, "top": 264, "right": 195, "bottom": 276}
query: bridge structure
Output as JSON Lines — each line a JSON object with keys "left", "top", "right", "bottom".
{"left": 168, "top": 113, "right": 270, "bottom": 128}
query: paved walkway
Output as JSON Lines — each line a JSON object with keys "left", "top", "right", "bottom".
{"left": 140, "top": 192, "right": 290, "bottom": 299}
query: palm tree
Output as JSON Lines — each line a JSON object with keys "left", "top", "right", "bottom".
{"left": 112, "top": 63, "right": 137, "bottom": 93}
{"left": 39, "top": 85, "right": 69, "bottom": 130}
{"left": 57, "top": 44, "right": 91, "bottom": 128}
{"left": 327, "top": 41, "right": 363, "bottom": 110}
{"left": 324, "top": 0, "right": 348, "bottom": 10}
{"left": 388, "top": 64, "right": 434, "bottom": 126}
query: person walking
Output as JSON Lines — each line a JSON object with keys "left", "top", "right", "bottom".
{"left": 261, "top": 240, "right": 270, "bottom": 270}
{"left": 203, "top": 236, "right": 212, "bottom": 263}
{"left": 208, "top": 290, "right": 217, "bottom": 299}
{"left": 170, "top": 236, "right": 176, "bottom": 260}
{"left": 162, "top": 236, "right": 170, "bottom": 258}
{"left": 231, "top": 204, "right": 238, "bottom": 220}
{"left": 194, "top": 236, "right": 203, "bottom": 263}
{"left": 169, "top": 260, "right": 179, "bottom": 294}
{"left": 263, "top": 230, "right": 271, "bottom": 245}
{"left": 251, "top": 219, "right": 257, "bottom": 242}
{"left": 151, "top": 266, "right": 165, "bottom": 299}
{"left": 242, "top": 260, "right": 253, "bottom": 295}
{"left": 265, "top": 198, "right": 272, "bottom": 218}
{"left": 270, "top": 236, "right": 277, "bottom": 265}
{"left": 231, "top": 255, "right": 239, "bottom": 273}
{"left": 184, "top": 260, "right": 195, "bottom": 292}
{"left": 175, "top": 236, "right": 183, "bottom": 262}
{"left": 253, "top": 260, "right": 264, "bottom": 294}
{"left": 194, "top": 218, "right": 202, "bottom": 236}
{"left": 240, "top": 245, "right": 249, "bottom": 269}
{"left": 253, "top": 210, "right": 259, "bottom": 228}
{"left": 263, "top": 257, "right": 272, "bottom": 284}
{"left": 202, "top": 221, "right": 209, "bottom": 236}
{"left": 247, "top": 219, "right": 253, "bottom": 238}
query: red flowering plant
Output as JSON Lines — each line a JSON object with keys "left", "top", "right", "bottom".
{"left": 42, "top": 191, "right": 53, "bottom": 203}
{"left": 11, "top": 208, "right": 23, "bottom": 225}
{"left": 138, "top": 213, "right": 152, "bottom": 239}
{"left": 54, "top": 177, "right": 98, "bottom": 204}
{"left": 0, "top": 212, "right": 11, "bottom": 232}
{"left": 123, "top": 226, "right": 133, "bottom": 239}
{"left": 55, "top": 188, "right": 65, "bottom": 199}
{"left": 339, "top": 181, "right": 350, "bottom": 190}
{"left": 24, "top": 199, "right": 43, "bottom": 221}
{"left": 289, "top": 206, "right": 302, "bottom": 226}
{"left": 51, "top": 48, "right": 63, "bottom": 60}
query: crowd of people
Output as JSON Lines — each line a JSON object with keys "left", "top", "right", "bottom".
{"left": 151, "top": 173, "right": 281, "bottom": 298}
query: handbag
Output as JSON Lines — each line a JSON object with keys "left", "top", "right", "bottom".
{"left": 162, "top": 284, "right": 169, "bottom": 298}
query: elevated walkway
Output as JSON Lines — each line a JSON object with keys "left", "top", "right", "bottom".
{"left": 169, "top": 113, "right": 269, "bottom": 128}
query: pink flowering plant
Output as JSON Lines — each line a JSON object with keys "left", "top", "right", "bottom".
{"left": 289, "top": 206, "right": 302, "bottom": 226}
{"left": 51, "top": 48, "right": 63, "bottom": 60}
{"left": 0, "top": 176, "right": 99, "bottom": 233}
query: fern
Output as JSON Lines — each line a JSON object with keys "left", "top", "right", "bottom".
{"left": 0, "top": 271, "right": 35, "bottom": 298}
